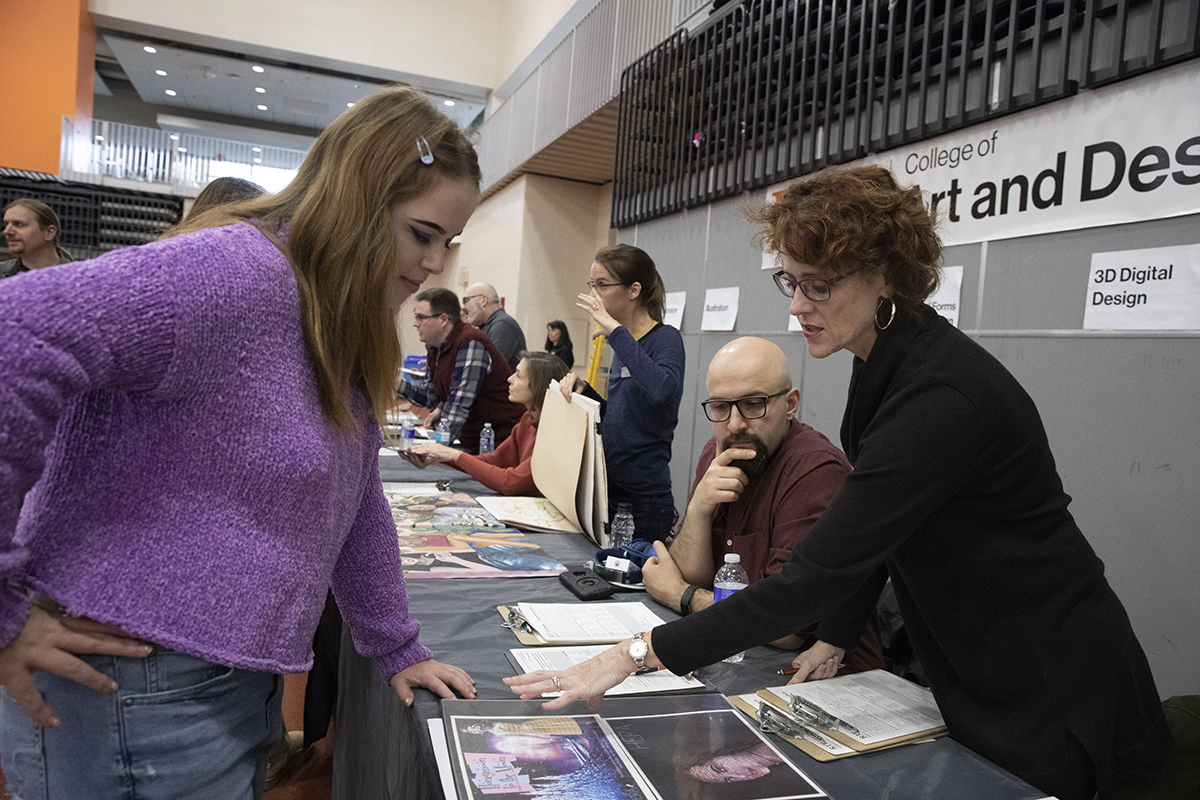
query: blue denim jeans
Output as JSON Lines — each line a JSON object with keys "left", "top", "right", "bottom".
{"left": 0, "top": 645, "right": 282, "bottom": 800}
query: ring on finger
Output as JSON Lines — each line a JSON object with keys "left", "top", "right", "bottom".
{"left": 551, "top": 674, "right": 561, "bottom": 692}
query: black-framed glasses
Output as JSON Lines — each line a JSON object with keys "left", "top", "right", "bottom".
{"left": 701, "top": 390, "right": 789, "bottom": 422}
{"left": 461, "top": 293, "right": 485, "bottom": 305}
{"left": 772, "top": 269, "right": 859, "bottom": 302}
{"left": 414, "top": 312, "right": 445, "bottom": 322}
{"left": 586, "top": 280, "right": 628, "bottom": 290}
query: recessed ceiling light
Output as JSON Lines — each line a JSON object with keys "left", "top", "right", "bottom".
{"left": 444, "top": 100, "right": 455, "bottom": 107}
{"left": 144, "top": 46, "right": 157, "bottom": 54}
{"left": 155, "top": 69, "right": 167, "bottom": 77}
{"left": 257, "top": 104, "right": 268, "bottom": 111}
{"left": 95, "top": 135, "right": 105, "bottom": 141}
{"left": 347, "top": 102, "right": 355, "bottom": 108}
{"left": 251, "top": 146, "right": 262, "bottom": 152}
{"left": 169, "top": 134, "right": 179, "bottom": 140}
{"left": 164, "top": 89, "right": 177, "bottom": 96}
{"left": 255, "top": 87, "right": 266, "bottom": 93}
{"left": 252, "top": 65, "right": 265, "bottom": 73}
{"left": 177, "top": 147, "right": 187, "bottom": 153}
{"left": 254, "top": 158, "right": 262, "bottom": 164}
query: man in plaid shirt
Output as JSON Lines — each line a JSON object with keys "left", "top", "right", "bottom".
{"left": 398, "top": 288, "right": 524, "bottom": 453}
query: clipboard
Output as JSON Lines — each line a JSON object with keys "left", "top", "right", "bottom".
{"left": 757, "top": 669, "right": 948, "bottom": 753}
{"left": 497, "top": 605, "right": 545, "bottom": 646}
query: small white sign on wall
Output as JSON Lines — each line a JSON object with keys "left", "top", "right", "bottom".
{"left": 1083, "top": 244, "right": 1200, "bottom": 330}
{"left": 928, "top": 266, "right": 964, "bottom": 327}
{"left": 701, "top": 287, "right": 740, "bottom": 331}
{"left": 663, "top": 291, "right": 686, "bottom": 330}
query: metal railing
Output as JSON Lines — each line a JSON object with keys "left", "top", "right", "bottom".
{"left": 70, "top": 120, "right": 308, "bottom": 194}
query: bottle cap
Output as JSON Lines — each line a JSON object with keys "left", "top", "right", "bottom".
{"left": 724, "top": 553, "right": 740, "bottom": 563}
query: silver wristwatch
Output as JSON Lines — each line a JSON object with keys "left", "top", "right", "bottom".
{"left": 628, "top": 631, "right": 649, "bottom": 673}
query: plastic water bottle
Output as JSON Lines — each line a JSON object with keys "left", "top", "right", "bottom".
{"left": 478, "top": 423, "right": 495, "bottom": 454}
{"left": 435, "top": 419, "right": 452, "bottom": 445}
{"left": 400, "top": 419, "right": 416, "bottom": 451}
{"left": 610, "top": 503, "right": 635, "bottom": 551}
{"left": 713, "top": 553, "right": 749, "bottom": 663}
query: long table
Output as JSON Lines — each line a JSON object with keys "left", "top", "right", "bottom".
{"left": 332, "top": 455, "right": 1047, "bottom": 800}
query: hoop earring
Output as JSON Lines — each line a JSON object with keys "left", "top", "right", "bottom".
{"left": 875, "top": 298, "right": 896, "bottom": 330}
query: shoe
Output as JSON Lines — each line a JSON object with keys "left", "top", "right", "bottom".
{"left": 264, "top": 730, "right": 313, "bottom": 790}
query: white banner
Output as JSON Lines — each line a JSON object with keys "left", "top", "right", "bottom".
{"left": 766, "top": 60, "right": 1200, "bottom": 247}
{"left": 1083, "top": 244, "right": 1200, "bottom": 330}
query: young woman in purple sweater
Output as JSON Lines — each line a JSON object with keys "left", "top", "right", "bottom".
{"left": 0, "top": 87, "right": 480, "bottom": 798}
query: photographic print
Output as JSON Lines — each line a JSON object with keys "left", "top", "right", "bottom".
{"left": 449, "top": 714, "right": 652, "bottom": 800}
{"left": 605, "top": 709, "right": 827, "bottom": 800}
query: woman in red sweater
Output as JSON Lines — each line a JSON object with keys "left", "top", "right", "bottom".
{"left": 405, "top": 351, "right": 569, "bottom": 494}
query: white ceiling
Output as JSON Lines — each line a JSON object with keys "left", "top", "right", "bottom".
{"left": 104, "top": 34, "right": 486, "bottom": 139}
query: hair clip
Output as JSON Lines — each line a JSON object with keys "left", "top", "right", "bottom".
{"left": 416, "top": 136, "right": 434, "bottom": 165}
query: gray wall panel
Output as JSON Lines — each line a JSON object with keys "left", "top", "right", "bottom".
{"left": 507, "top": 74, "right": 540, "bottom": 171}
{"left": 570, "top": 1, "right": 618, "bottom": 127}
{"left": 981, "top": 216, "right": 1200, "bottom": 331}
{"left": 535, "top": 34, "right": 574, "bottom": 152}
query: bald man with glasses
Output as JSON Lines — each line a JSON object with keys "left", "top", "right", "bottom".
{"left": 462, "top": 283, "right": 526, "bottom": 371}
{"left": 642, "top": 337, "right": 883, "bottom": 679}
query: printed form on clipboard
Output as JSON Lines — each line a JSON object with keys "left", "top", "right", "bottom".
{"left": 499, "top": 601, "right": 667, "bottom": 645}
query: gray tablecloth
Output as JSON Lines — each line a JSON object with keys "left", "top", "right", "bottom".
{"left": 333, "top": 456, "right": 1045, "bottom": 800}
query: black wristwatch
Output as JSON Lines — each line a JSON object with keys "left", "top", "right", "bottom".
{"left": 679, "top": 584, "right": 697, "bottom": 616}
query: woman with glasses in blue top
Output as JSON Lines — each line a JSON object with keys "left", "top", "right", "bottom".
{"left": 559, "top": 244, "right": 684, "bottom": 542}
{"left": 513, "top": 166, "right": 1169, "bottom": 800}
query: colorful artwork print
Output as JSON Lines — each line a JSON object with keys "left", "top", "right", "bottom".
{"left": 605, "top": 709, "right": 826, "bottom": 800}
{"left": 451, "top": 715, "right": 649, "bottom": 800}
{"left": 398, "top": 530, "right": 565, "bottom": 578}
{"left": 385, "top": 490, "right": 505, "bottom": 530}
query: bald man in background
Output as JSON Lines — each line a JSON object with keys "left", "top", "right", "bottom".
{"left": 643, "top": 337, "right": 884, "bottom": 679}
{"left": 463, "top": 282, "right": 526, "bottom": 371}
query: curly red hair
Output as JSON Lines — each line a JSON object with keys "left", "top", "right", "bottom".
{"left": 747, "top": 166, "right": 942, "bottom": 320}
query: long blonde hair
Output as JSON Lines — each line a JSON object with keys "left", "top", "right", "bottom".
{"left": 169, "top": 86, "right": 481, "bottom": 431}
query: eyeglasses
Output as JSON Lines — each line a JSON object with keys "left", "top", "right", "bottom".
{"left": 586, "top": 280, "right": 628, "bottom": 290}
{"left": 461, "top": 294, "right": 485, "bottom": 305}
{"left": 701, "top": 390, "right": 789, "bottom": 422}
{"left": 414, "top": 312, "right": 445, "bottom": 322}
{"left": 772, "top": 269, "right": 859, "bottom": 302}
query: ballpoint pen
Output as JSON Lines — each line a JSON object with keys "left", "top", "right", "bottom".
{"left": 776, "top": 663, "right": 845, "bottom": 676}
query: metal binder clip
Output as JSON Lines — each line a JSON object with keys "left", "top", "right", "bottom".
{"left": 787, "top": 695, "right": 859, "bottom": 734}
{"left": 756, "top": 703, "right": 836, "bottom": 748}
{"left": 502, "top": 607, "right": 533, "bottom": 634}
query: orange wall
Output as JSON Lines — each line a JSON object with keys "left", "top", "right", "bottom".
{"left": 0, "top": 0, "right": 95, "bottom": 174}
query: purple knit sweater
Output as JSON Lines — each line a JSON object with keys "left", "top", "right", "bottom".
{"left": 0, "top": 224, "right": 431, "bottom": 680}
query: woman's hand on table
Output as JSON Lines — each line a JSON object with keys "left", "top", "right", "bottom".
{"left": 504, "top": 635, "right": 653, "bottom": 711}
{"left": 405, "top": 442, "right": 461, "bottom": 466}
{"left": 390, "top": 659, "right": 476, "bottom": 706}
{"left": 576, "top": 291, "right": 619, "bottom": 337}
{"left": 0, "top": 606, "right": 151, "bottom": 727}
{"left": 786, "top": 640, "right": 845, "bottom": 683}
